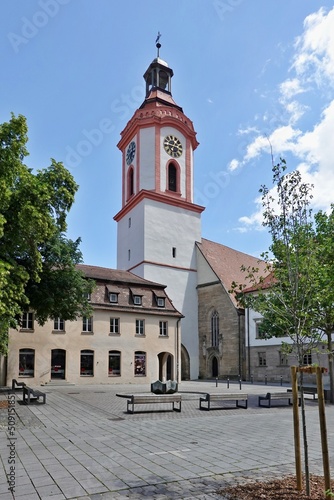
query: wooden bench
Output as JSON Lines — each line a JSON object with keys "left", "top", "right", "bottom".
{"left": 258, "top": 392, "right": 301, "bottom": 407}
{"left": 287, "top": 387, "right": 318, "bottom": 400}
{"left": 126, "top": 394, "right": 181, "bottom": 414}
{"left": 199, "top": 393, "right": 248, "bottom": 410}
{"left": 23, "top": 386, "right": 46, "bottom": 405}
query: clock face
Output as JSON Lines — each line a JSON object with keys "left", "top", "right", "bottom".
{"left": 163, "top": 135, "right": 183, "bottom": 158}
{"left": 126, "top": 141, "right": 136, "bottom": 165}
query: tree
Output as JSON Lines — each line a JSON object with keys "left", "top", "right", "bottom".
{"left": 0, "top": 114, "right": 93, "bottom": 354}
{"left": 313, "top": 207, "right": 334, "bottom": 405}
{"left": 231, "top": 159, "right": 326, "bottom": 496}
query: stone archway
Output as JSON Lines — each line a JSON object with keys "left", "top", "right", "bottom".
{"left": 212, "top": 356, "right": 218, "bottom": 377}
{"left": 158, "top": 352, "right": 174, "bottom": 381}
{"left": 181, "top": 344, "right": 190, "bottom": 380}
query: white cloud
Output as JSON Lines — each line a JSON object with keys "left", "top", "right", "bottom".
{"left": 279, "top": 78, "right": 305, "bottom": 100}
{"left": 234, "top": 6, "right": 334, "bottom": 232}
{"left": 237, "top": 126, "right": 259, "bottom": 135}
{"left": 293, "top": 7, "right": 334, "bottom": 86}
{"left": 228, "top": 159, "right": 240, "bottom": 172}
{"left": 237, "top": 195, "right": 264, "bottom": 232}
{"left": 284, "top": 101, "right": 308, "bottom": 124}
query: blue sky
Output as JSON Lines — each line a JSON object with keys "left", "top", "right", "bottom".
{"left": 2, "top": 1, "right": 334, "bottom": 268}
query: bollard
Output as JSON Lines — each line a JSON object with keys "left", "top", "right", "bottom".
{"left": 216, "top": 377, "right": 218, "bottom": 387}
{"left": 251, "top": 375, "right": 253, "bottom": 384}
{"left": 239, "top": 375, "right": 242, "bottom": 390}
{"left": 280, "top": 375, "right": 283, "bottom": 386}
{"left": 227, "top": 377, "right": 230, "bottom": 389}
{"left": 265, "top": 375, "right": 267, "bottom": 385}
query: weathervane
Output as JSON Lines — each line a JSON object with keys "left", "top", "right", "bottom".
{"left": 155, "top": 31, "right": 161, "bottom": 57}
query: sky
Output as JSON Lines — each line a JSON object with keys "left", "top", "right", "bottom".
{"left": 2, "top": 1, "right": 334, "bottom": 268}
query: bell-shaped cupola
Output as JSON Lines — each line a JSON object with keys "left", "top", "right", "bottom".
{"left": 140, "top": 34, "right": 183, "bottom": 112}
{"left": 144, "top": 57, "right": 173, "bottom": 97}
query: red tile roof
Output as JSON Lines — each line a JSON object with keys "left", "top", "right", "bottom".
{"left": 197, "top": 238, "right": 268, "bottom": 307}
{"left": 76, "top": 264, "right": 182, "bottom": 317}
{"left": 76, "top": 264, "right": 165, "bottom": 287}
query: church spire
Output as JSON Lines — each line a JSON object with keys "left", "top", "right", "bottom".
{"left": 141, "top": 34, "right": 182, "bottom": 111}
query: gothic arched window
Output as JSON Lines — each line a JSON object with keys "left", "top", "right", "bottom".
{"left": 211, "top": 311, "right": 219, "bottom": 347}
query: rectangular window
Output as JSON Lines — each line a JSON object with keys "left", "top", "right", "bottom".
{"left": 110, "top": 318, "right": 120, "bottom": 334}
{"left": 136, "top": 319, "right": 145, "bottom": 336}
{"left": 128, "top": 217, "right": 131, "bottom": 228}
{"left": 19, "top": 349, "right": 35, "bottom": 377}
{"left": 172, "top": 247, "right": 176, "bottom": 258}
{"left": 82, "top": 316, "right": 93, "bottom": 333}
{"left": 128, "top": 249, "right": 131, "bottom": 261}
{"left": 109, "top": 293, "right": 118, "bottom": 303}
{"left": 21, "top": 312, "right": 33, "bottom": 330}
{"left": 157, "top": 297, "right": 165, "bottom": 307}
{"left": 159, "top": 321, "right": 168, "bottom": 336}
{"left": 258, "top": 352, "right": 266, "bottom": 366}
{"left": 134, "top": 351, "right": 146, "bottom": 376}
{"left": 109, "top": 351, "right": 121, "bottom": 376}
{"left": 255, "top": 319, "right": 265, "bottom": 339}
{"left": 53, "top": 318, "right": 65, "bottom": 331}
{"left": 80, "top": 350, "right": 94, "bottom": 376}
{"left": 133, "top": 295, "right": 142, "bottom": 305}
{"left": 279, "top": 351, "right": 289, "bottom": 366}
{"left": 303, "top": 353, "right": 312, "bottom": 365}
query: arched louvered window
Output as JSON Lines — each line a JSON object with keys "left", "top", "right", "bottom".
{"left": 168, "top": 162, "right": 177, "bottom": 192}
{"left": 128, "top": 167, "right": 134, "bottom": 198}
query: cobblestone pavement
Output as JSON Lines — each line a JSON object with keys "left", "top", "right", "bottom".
{"left": 0, "top": 381, "right": 333, "bottom": 499}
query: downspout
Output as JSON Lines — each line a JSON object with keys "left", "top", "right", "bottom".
{"left": 176, "top": 318, "right": 181, "bottom": 383}
{"left": 238, "top": 310, "right": 241, "bottom": 378}
{"left": 247, "top": 307, "right": 251, "bottom": 382}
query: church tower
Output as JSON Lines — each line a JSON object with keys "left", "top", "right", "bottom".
{"left": 114, "top": 39, "right": 204, "bottom": 379}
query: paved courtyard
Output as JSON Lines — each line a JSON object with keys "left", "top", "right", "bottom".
{"left": 0, "top": 380, "right": 333, "bottom": 499}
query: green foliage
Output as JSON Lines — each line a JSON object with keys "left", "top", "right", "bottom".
{"left": 0, "top": 114, "right": 94, "bottom": 354}
{"left": 231, "top": 159, "right": 321, "bottom": 365}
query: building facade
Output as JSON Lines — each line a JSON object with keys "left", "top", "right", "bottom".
{"left": 196, "top": 239, "right": 267, "bottom": 380}
{"left": 245, "top": 297, "right": 333, "bottom": 385}
{"left": 7, "top": 265, "right": 182, "bottom": 386}
{"left": 6, "top": 48, "right": 275, "bottom": 386}
{"left": 114, "top": 54, "right": 204, "bottom": 380}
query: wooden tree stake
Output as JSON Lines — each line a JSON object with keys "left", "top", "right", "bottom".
{"left": 291, "top": 366, "right": 302, "bottom": 490}
{"left": 316, "top": 367, "right": 331, "bottom": 496}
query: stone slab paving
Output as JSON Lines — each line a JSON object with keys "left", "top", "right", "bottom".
{"left": 0, "top": 381, "right": 333, "bottom": 499}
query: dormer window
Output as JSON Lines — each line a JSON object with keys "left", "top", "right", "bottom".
{"left": 133, "top": 295, "right": 142, "bottom": 306}
{"left": 157, "top": 298, "right": 165, "bottom": 308}
{"left": 109, "top": 293, "right": 118, "bottom": 304}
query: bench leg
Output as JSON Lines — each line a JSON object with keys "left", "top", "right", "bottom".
{"left": 199, "top": 399, "right": 209, "bottom": 410}
{"left": 127, "top": 401, "right": 134, "bottom": 414}
{"left": 236, "top": 400, "right": 248, "bottom": 409}
{"left": 173, "top": 401, "right": 181, "bottom": 412}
